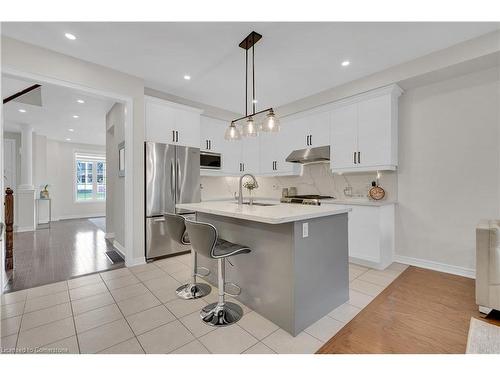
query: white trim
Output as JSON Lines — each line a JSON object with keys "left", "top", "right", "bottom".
{"left": 144, "top": 95, "right": 204, "bottom": 114}
{"left": 112, "top": 240, "right": 126, "bottom": 259}
{"left": 349, "top": 255, "right": 389, "bottom": 271}
{"left": 393, "top": 254, "right": 475, "bottom": 279}
{"left": 331, "top": 165, "right": 397, "bottom": 173}
{"left": 281, "top": 84, "right": 403, "bottom": 121}
{"left": 126, "top": 257, "right": 146, "bottom": 268}
{"left": 53, "top": 213, "right": 105, "bottom": 221}
{"left": 15, "top": 226, "right": 35, "bottom": 233}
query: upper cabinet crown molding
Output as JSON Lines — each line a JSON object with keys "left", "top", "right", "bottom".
{"left": 144, "top": 95, "right": 204, "bottom": 114}
{"left": 280, "top": 84, "right": 403, "bottom": 122}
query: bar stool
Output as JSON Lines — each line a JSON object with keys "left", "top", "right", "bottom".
{"left": 185, "top": 219, "right": 251, "bottom": 327}
{"left": 163, "top": 213, "right": 211, "bottom": 299}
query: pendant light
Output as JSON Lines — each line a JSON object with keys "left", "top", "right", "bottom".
{"left": 225, "top": 31, "right": 280, "bottom": 140}
{"left": 243, "top": 116, "right": 258, "bottom": 137}
{"left": 261, "top": 109, "right": 280, "bottom": 132}
{"left": 224, "top": 122, "right": 241, "bottom": 141}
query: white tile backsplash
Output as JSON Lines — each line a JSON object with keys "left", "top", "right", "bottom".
{"left": 201, "top": 163, "right": 397, "bottom": 202}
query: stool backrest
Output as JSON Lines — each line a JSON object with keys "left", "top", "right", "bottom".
{"left": 164, "top": 213, "right": 189, "bottom": 245}
{"left": 184, "top": 219, "right": 217, "bottom": 259}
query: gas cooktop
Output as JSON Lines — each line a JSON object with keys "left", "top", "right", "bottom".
{"left": 280, "top": 195, "right": 335, "bottom": 206}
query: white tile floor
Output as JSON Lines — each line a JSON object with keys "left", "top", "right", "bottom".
{"left": 0, "top": 254, "right": 408, "bottom": 354}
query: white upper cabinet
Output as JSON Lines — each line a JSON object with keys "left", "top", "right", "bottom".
{"left": 357, "top": 94, "right": 395, "bottom": 168}
{"left": 330, "top": 85, "right": 402, "bottom": 172}
{"left": 200, "top": 116, "right": 226, "bottom": 153}
{"left": 306, "top": 111, "right": 331, "bottom": 147}
{"left": 330, "top": 104, "right": 358, "bottom": 169}
{"left": 145, "top": 96, "right": 202, "bottom": 148}
{"left": 286, "top": 111, "right": 330, "bottom": 149}
{"left": 145, "top": 100, "right": 176, "bottom": 144}
{"left": 240, "top": 136, "right": 260, "bottom": 174}
{"left": 260, "top": 123, "right": 301, "bottom": 176}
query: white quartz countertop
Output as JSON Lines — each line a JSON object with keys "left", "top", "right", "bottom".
{"left": 176, "top": 201, "right": 350, "bottom": 224}
{"left": 202, "top": 197, "right": 396, "bottom": 207}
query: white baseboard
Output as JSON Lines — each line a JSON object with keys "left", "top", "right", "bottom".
{"left": 15, "top": 226, "right": 35, "bottom": 233}
{"left": 105, "top": 232, "right": 115, "bottom": 239}
{"left": 112, "top": 240, "right": 126, "bottom": 259}
{"left": 53, "top": 213, "right": 105, "bottom": 221}
{"left": 125, "top": 257, "right": 146, "bottom": 268}
{"left": 393, "top": 254, "right": 475, "bottom": 279}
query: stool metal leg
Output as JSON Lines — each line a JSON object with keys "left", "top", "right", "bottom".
{"left": 176, "top": 250, "right": 211, "bottom": 300}
{"left": 200, "top": 258, "right": 243, "bottom": 326}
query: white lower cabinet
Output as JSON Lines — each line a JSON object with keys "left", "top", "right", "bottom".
{"left": 334, "top": 203, "right": 395, "bottom": 270}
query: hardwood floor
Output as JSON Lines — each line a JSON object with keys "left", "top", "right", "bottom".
{"left": 318, "top": 266, "right": 500, "bottom": 354}
{"left": 4, "top": 218, "right": 124, "bottom": 293}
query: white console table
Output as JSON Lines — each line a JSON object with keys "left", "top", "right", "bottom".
{"left": 36, "top": 198, "right": 52, "bottom": 229}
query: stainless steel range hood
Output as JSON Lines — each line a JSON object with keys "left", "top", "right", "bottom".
{"left": 285, "top": 146, "right": 330, "bottom": 164}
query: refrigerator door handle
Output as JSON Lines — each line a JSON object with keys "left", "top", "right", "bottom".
{"left": 170, "top": 161, "right": 175, "bottom": 197}
{"left": 176, "top": 159, "right": 181, "bottom": 202}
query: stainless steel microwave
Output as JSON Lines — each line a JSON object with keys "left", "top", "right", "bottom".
{"left": 200, "top": 151, "right": 222, "bottom": 170}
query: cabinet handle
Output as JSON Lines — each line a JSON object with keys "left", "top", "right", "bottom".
{"left": 243, "top": 163, "right": 245, "bottom": 172}
{"left": 354, "top": 151, "right": 357, "bottom": 164}
{"left": 309, "top": 135, "right": 312, "bottom": 146}
{"left": 209, "top": 140, "right": 212, "bottom": 150}
{"left": 358, "top": 151, "right": 361, "bottom": 164}
{"left": 172, "top": 130, "right": 175, "bottom": 143}
{"left": 239, "top": 163, "right": 242, "bottom": 172}
{"left": 175, "top": 131, "right": 179, "bottom": 143}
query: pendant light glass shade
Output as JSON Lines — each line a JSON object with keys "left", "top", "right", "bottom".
{"left": 261, "top": 109, "right": 280, "bottom": 132}
{"left": 242, "top": 116, "right": 258, "bottom": 137}
{"left": 224, "top": 123, "right": 241, "bottom": 141}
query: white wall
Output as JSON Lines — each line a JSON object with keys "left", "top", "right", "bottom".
{"left": 2, "top": 36, "right": 145, "bottom": 266}
{"left": 3, "top": 131, "right": 21, "bottom": 187}
{"left": 106, "top": 103, "right": 125, "bottom": 247}
{"left": 396, "top": 67, "right": 500, "bottom": 273}
{"left": 44, "top": 139, "right": 106, "bottom": 220}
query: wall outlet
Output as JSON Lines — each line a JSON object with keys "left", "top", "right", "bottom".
{"left": 302, "top": 222, "right": 309, "bottom": 238}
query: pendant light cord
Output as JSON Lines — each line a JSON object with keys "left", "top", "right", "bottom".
{"left": 252, "top": 44, "right": 256, "bottom": 113}
{"left": 245, "top": 48, "right": 248, "bottom": 117}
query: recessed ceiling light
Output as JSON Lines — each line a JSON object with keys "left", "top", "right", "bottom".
{"left": 183, "top": 75, "right": 191, "bottom": 80}
{"left": 18, "top": 109, "right": 26, "bottom": 113}
{"left": 77, "top": 99, "right": 85, "bottom": 104}
{"left": 68, "top": 128, "right": 74, "bottom": 132}
{"left": 65, "top": 33, "right": 76, "bottom": 40}
{"left": 72, "top": 115, "right": 79, "bottom": 119}
{"left": 65, "top": 138, "right": 71, "bottom": 141}
{"left": 341, "top": 60, "right": 350, "bottom": 67}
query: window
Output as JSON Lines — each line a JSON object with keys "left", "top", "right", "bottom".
{"left": 75, "top": 153, "right": 106, "bottom": 202}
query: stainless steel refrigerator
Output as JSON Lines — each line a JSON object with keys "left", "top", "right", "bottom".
{"left": 145, "top": 141, "right": 200, "bottom": 260}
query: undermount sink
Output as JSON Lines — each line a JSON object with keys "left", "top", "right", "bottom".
{"left": 234, "top": 202, "right": 277, "bottom": 207}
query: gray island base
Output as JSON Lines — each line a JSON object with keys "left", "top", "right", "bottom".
{"left": 192, "top": 209, "right": 349, "bottom": 336}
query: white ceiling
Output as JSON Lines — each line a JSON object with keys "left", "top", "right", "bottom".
{"left": 2, "top": 22, "right": 499, "bottom": 114}
{"left": 2, "top": 75, "right": 115, "bottom": 145}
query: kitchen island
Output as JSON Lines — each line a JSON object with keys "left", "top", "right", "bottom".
{"left": 176, "top": 201, "right": 350, "bottom": 336}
